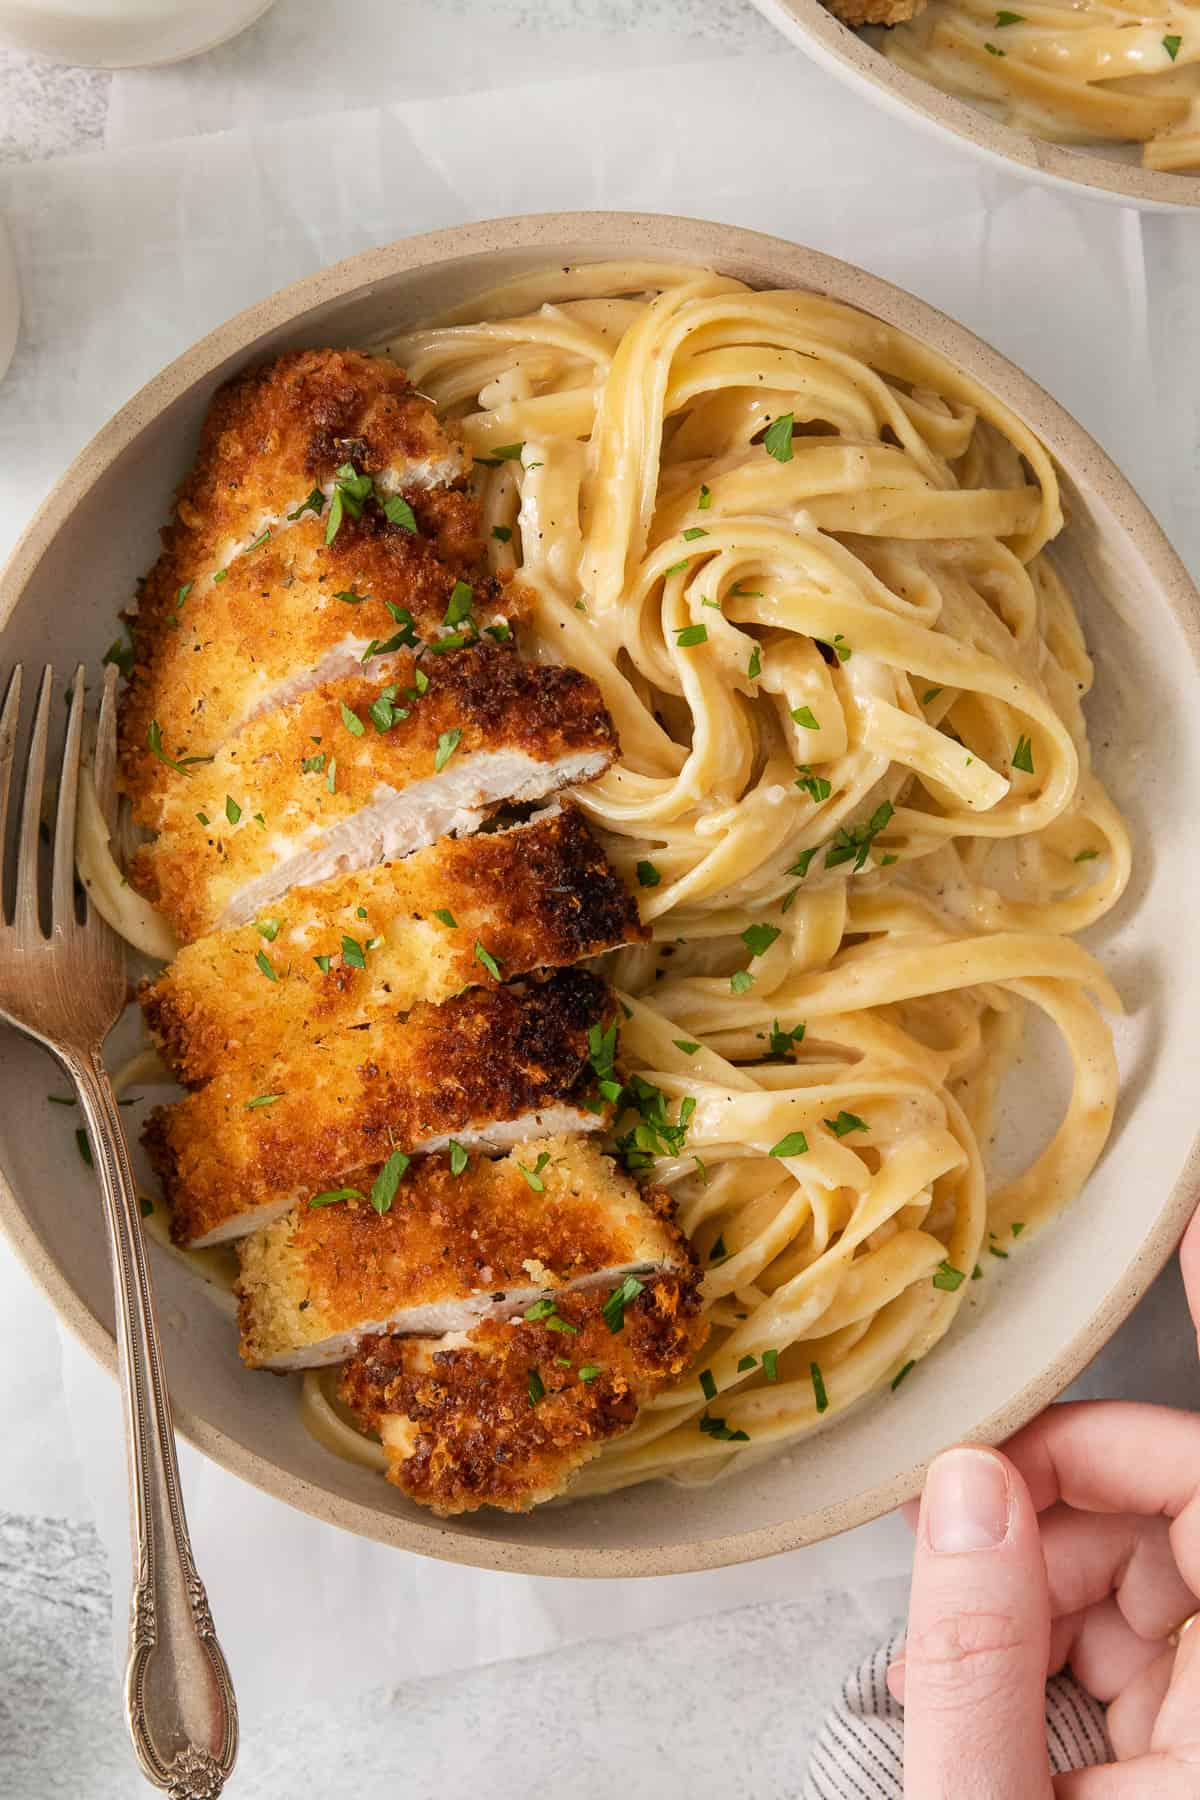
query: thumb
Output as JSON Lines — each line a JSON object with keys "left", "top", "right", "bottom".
{"left": 901, "top": 1445, "right": 1055, "bottom": 1800}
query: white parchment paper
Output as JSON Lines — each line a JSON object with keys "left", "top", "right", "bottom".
{"left": 1, "top": 42, "right": 1198, "bottom": 1715}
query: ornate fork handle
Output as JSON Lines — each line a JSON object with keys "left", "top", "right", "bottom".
{"left": 70, "top": 1046, "right": 238, "bottom": 1798}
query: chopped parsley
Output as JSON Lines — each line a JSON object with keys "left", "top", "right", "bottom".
{"left": 527, "top": 1369, "right": 546, "bottom": 1406}
{"left": 768, "top": 1020, "right": 806, "bottom": 1057}
{"left": 699, "top": 1412, "right": 749, "bottom": 1442}
{"left": 224, "top": 794, "right": 242, "bottom": 825}
{"left": 825, "top": 800, "right": 894, "bottom": 872}
{"left": 662, "top": 560, "right": 690, "bottom": 578}
{"left": 477, "top": 442, "right": 525, "bottom": 466}
{"left": 825, "top": 1110, "right": 867, "bottom": 1137}
{"left": 334, "top": 589, "right": 367, "bottom": 604}
{"left": 984, "top": 40, "right": 1005, "bottom": 53}
{"left": 699, "top": 1369, "right": 718, "bottom": 1402}
{"left": 602, "top": 1275, "right": 645, "bottom": 1334}
{"left": 788, "top": 846, "right": 821, "bottom": 879}
{"left": 791, "top": 706, "right": 819, "bottom": 730}
{"left": 614, "top": 1078, "right": 696, "bottom": 1170}
{"left": 698, "top": 484, "right": 712, "bottom": 510}
{"left": 444, "top": 580, "right": 474, "bottom": 627}
{"left": 891, "top": 1360, "right": 916, "bottom": 1391}
{"left": 675, "top": 623, "right": 708, "bottom": 648}
{"left": 313, "top": 954, "right": 333, "bottom": 974}
{"left": 673, "top": 1039, "right": 701, "bottom": 1056}
{"left": 933, "top": 1260, "right": 967, "bottom": 1292}
{"left": 795, "top": 767, "right": 833, "bottom": 804}
{"left": 287, "top": 488, "right": 325, "bottom": 522}
{"left": 762, "top": 1349, "right": 779, "bottom": 1384}
{"left": 1164, "top": 32, "right": 1182, "bottom": 57}
{"left": 371, "top": 1149, "right": 410, "bottom": 1214}
{"left": 340, "top": 935, "right": 367, "bottom": 969}
{"left": 737, "top": 1355, "right": 757, "bottom": 1374}
{"left": 254, "top": 918, "right": 280, "bottom": 942}
{"left": 75, "top": 1129, "right": 93, "bottom": 1168}
{"left": 244, "top": 529, "right": 271, "bottom": 554}
{"left": 923, "top": 687, "right": 944, "bottom": 705}
{"left": 195, "top": 811, "right": 210, "bottom": 827}
{"left": 636, "top": 859, "right": 662, "bottom": 888}
{"left": 382, "top": 495, "right": 417, "bottom": 534}
{"left": 326, "top": 757, "right": 338, "bottom": 794}
{"left": 448, "top": 1140, "right": 469, "bottom": 1176}
{"left": 245, "top": 1094, "right": 283, "bottom": 1110}
{"left": 989, "top": 1243, "right": 1009, "bottom": 1259}
{"left": 301, "top": 753, "right": 326, "bottom": 774}
{"left": 810, "top": 1362, "right": 829, "bottom": 1413}
{"left": 579, "top": 1365, "right": 601, "bottom": 1383}
{"left": 742, "top": 922, "right": 781, "bottom": 958}
{"left": 369, "top": 686, "right": 407, "bottom": 733}
{"left": 1074, "top": 848, "right": 1099, "bottom": 863}
{"left": 340, "top": 701, "right": 365, "bottom": 738}
{"left": 309, "top": 1186, "right": 365, "bottom": 1208}
{"left": 748, "top": 646, "right": 762, "bottom": 681}
{"left": 730, "top": 969, "right": 754, "bottom": 994}
{"left": 103, "top": 635, "right": 134, "bottom": 677}
{"left": 709, "top": 1234, "right": 728, "bottom": 1262}
{"left": 517, "top": 1151, "right": 552, "bottom": 1192}
{"left": 491, "top": 525, "right": 512, "bottom": 543}
{"left": 146, "top": 719, "right": 203, "bottom": 778}
{"left": 255, "top": 949, "right": 278, "bottom": 982}
{"left": 1012, "top": 734, "right": 1035, "bottom": 774}
{"left": 474, "top": 941, "right": 502, "bottom": 980}
{"left": 1011, "top": 1222, "right": 1025, "bottom": 1237}
{"left": 434, "top": 727, "right": 462, "bottom": 771}
{"left": 325, "top": 463, "right": 374, "bottom": 545}
{"left": 432, "top": 907, "right": 457, "bottom": 928}
{"left": 995, "top": 7, "right": 1024, "bottom": 18}
{"left": 682, "top": 527, "right": 708, "bottom": 543}
{"left": 764, "top": 413, "right": 795, "bottom": 463}
{"left": 769, "top": 1131, "right": 809, "bottom": 1158}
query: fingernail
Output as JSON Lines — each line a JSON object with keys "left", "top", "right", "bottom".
{"left": 925, "top": 1447, "right": 1012, "bottom": 1554}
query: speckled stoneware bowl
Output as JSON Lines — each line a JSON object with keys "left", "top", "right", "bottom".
{"left": 751, "top": 0, "right": 1200, "bottom": 211}
{"left": 2, "top": 213, "right": 1198, "bottom": 1576}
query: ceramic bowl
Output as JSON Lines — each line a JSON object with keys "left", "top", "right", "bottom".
{"left": 2, "top": 212, "right": 1198, "bottom": 1575}
{"left": 751, "top": 0, "right": 1200, "bottom": 211}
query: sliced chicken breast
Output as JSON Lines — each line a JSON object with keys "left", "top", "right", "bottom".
{"left": 338, "top": 1271, "right": 708, "bottom": 1515}
{"left": 129, "top": 644, "right": 616, "bottom": 940}
{"left": 145, "top": 969, "right": 615, "bottom": 1248}
{"left": 142, "top": 804, "right": 645, "bottom": 1087}
{"left": 121, "top": 528, "right": 520, "bottom": 820}
{"left": 236, "top": 1135, "right": 686, "bottom": 1370}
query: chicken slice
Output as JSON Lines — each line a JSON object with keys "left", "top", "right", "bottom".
{"left": 121, "top": 522, "right": 519, "bottom": 822}
{"left": 236, "top": 1135, "right": 686, "bottom": 1370}
{"left": 338, "top": 1271, "right": 708, "bottom": 1515}
{"left": 145, "top": 968, "right": 615, "bottom": 1248}
{"left": 823, "top": 0, "right": 925, "bottom": 24}
{"left": 128, "top": 643, "right": 616, "bottom": 940}
{"left": 141, "top": 804, "right": 646, "bottom": 1087}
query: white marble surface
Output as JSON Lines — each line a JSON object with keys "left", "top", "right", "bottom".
{"left": 1, "top": 5, "right": 1199, "bottom": 1797}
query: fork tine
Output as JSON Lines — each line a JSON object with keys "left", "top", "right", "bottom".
{"left": 52, "top": 663, "right": 86, "bottom": 932}
{"left": 0, "top": 665, "right": 22, "bottom": 917}
{"left": 94, "top": 662, "right": 119, "bottom": 834}
{"left": 15, "top": 664, "right": 53, "bottom": 942}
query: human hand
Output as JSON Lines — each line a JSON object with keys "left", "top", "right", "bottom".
{"left": 891, "top": 1214, "right": 1200, "bottom": 1796}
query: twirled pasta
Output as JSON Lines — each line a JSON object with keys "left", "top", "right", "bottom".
{"left": 371, "top": 263, "right": 1130, "bottom": 1490}
{"left": 871, "top": 0, "right": 1200, "bottom": 173}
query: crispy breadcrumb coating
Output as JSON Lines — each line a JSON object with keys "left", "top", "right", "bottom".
{"left": 236, "top": 1136, "right": 684, "bottom": 1370}
{"left": 823, "top": 0, "right": 925, "bottom": 25}
{"left": 141, "top": 805, "right": 645, "bottom": 1087}
{"left": 145, "top": 969, "right": 616, "bottom": 1247}
{"left": 128, "top": 644, "right": 617, "bottom": 940}
{"left": 339, "top": 1272, "right": 708, "bottom": 1514}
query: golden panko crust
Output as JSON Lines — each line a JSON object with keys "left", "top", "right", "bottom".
{"left": 129, "top": 643, "right": 617, "bottom": 941}
{"left": 141, "top": 805, "right": 646, "bottom": 1087}
{"left": 823, "top": 0, "right": 925, "bottom": 25}
{"left": 236, "top": 1136, "right": 685, "bottom": 1368}
{"left": 146, "top": 969, "right": 616, "bottom": 1246}
{"left": 339, "top": 1273, "right": 709, "bottom": 1514}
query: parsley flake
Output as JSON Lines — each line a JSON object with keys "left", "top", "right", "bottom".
{"left": 742, "top": 922, "right": 781, "bottom": 958}
{"left": 434, "top": 727, "right": 462, "bottom": 771}
{"left": 769, "top": 1131, "right": 809, "bottom": 1158}
{"left": 432, "top": 907, "right": 458, "bottom": 928}
{"left": 810, "top": 1361, "right": 829, "bottom": 1413}
{"left": 474, "top": 941, "right": 502, "bottom": 980}
{"left": 891, "top": 1360, "right": 916, "bottom": 1391}
{"left": 255, "top": 949, "right": 278, "bottom": 982}
{"left": 730, "top": 969, "right": 754, "bottom": 994}
{"left": 636, "top": 859, "right": 662, "bottom": 888}
{"left": 933, "top": 1261, "right": 967, "bottom": 1291}
{"left": 791, "top": 705, "right": 819, "bottom": 730}
{"left": 371, "top": 1149, "right": 410, "bottom": 1214}
{"left": 517, "top": 1151, "right": 552, "bottom": 1192}
{"left": 1012, "top": 734, "right": 1035, "bottom": 774}
{"left": 764, "top": 413, "right": 795, "bottom": 463}
{"left": 825, "top": 1110, "right": 867, "bottom": 1137}
{"left": 675, "top": 623, "right": 708, "bottom": 648}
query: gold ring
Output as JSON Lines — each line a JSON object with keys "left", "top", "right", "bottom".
{"left": 1169, "top": 1612, "right": 1200, "bottom": 1648}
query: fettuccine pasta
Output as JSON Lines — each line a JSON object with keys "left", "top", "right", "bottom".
{"left": 872, "top": 0, "right": 1200, "bottom": 172}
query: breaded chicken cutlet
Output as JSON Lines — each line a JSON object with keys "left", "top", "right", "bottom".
{"left": 129, "top": 642, "right": 617, "bottom": 940}
{"left": 146, "top": 969, "right": 617, "bottom": 1247}
{"left": 822, "top": 0, "right": 924, "bottom": 24}
{"left": 141, "top": 805, "right": 645, "bottom": 1087}
{"left": 236, "top": 1135, "right": 686, "bottom": 1370}
{"left": 339, "top": 1272, "right": 708, "bottom": 1514}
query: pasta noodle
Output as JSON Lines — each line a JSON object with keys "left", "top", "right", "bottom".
{"left": 87, "top": 262, "right": 1131, "bottom": 1500}
{"left": 871, "top": 0, "right": 1200, "bottom": 172}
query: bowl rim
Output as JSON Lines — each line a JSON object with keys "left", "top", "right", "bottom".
{"left": 750, "top": 0, "right": 1200, "bottom": 212}
{"left": 2, "top": 208, "right": 1199, "bottom": 1577}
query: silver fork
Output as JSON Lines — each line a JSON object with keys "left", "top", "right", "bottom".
{"left": 0, "top": 664, "right": 237, "bottom": 1798}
